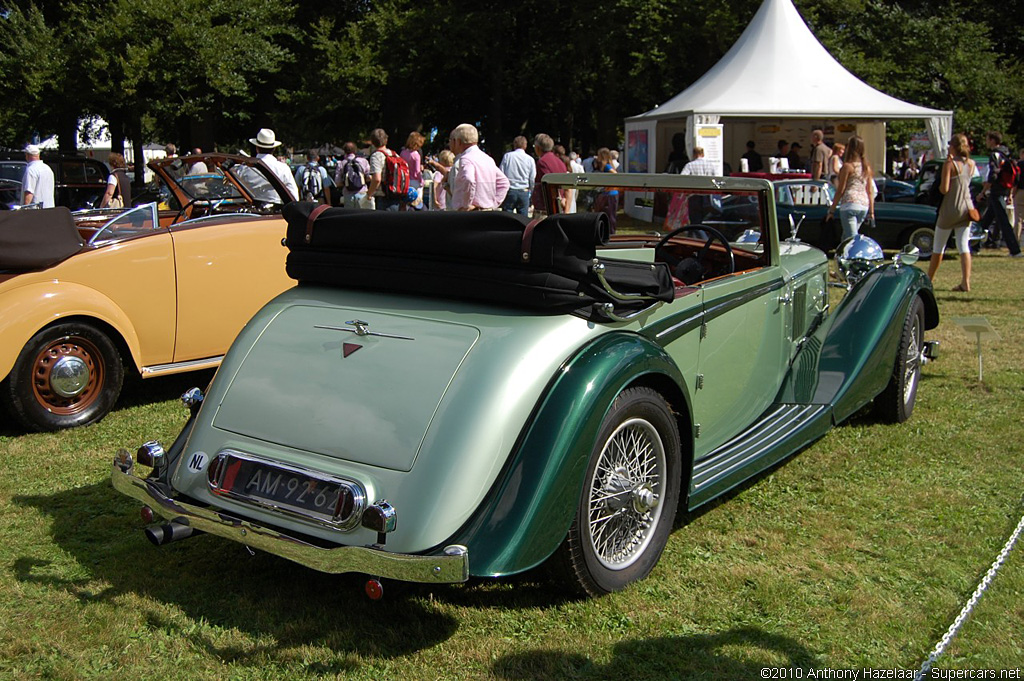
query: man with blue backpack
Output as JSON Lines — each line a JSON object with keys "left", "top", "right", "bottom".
{"left": 294, "top": 149, "right": 333, "bottom": 204}
{"left": 977, "top": 131, "right": 1023, "bottom": 257}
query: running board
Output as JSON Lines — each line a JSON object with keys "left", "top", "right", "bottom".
{"left": 141, "top": 356, "right": 224, "bottom": 377}
{"left": 689, "top": 403, "right": 833, "bottom": 509}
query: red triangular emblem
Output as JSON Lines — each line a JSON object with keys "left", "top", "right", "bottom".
{"left": 342, "top": 343, "right": 362, "bottom": 358}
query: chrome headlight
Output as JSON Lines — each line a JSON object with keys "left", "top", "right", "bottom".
{"left": 836, "top": 235, "right": 884, "bottom": 286}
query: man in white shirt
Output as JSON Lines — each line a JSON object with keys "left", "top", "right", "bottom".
{"left": 249, "top": 128, "right": 298, "bottom": 201}
{"left": 680, "top": 147, "right": 718, "bottom": 176}
{"left": 498, "top": 136, "right": 535, "bottom": 216}
{"left": 21, "top": 144, "right": 55, "bottom": 208}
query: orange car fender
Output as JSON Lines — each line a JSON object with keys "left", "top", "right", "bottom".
{"left": 0, "top": 281, "right": 146, "bottom": 382}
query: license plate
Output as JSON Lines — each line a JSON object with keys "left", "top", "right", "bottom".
{"left": 208, "top": 452, "right": 360, "bottom": 527}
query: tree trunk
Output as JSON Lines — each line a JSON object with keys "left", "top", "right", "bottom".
{"left": 58, "top": 113, "right": 78, "bottom": 155}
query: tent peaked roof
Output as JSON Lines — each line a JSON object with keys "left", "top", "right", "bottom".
{"left": 629, "top": 0, "right": 949, "bottom": 121}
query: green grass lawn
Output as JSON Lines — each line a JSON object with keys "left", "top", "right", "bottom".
{"left": 1, "top": 251, "right": 1021, "bottom": 680}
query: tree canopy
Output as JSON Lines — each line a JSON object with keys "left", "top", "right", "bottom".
{"left": 1, "top": 0, "right": 1021, "bottom": 159}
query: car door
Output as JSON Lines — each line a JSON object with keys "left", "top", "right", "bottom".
{"left": 170, "top": 216, "right": 293, "bottom": 362}
{"left": 690, "top": 260, "right": 788, "bottom": 460}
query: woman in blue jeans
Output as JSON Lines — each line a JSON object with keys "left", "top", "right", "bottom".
{"left": 826, "top": 135, "right": 875, "bottom": 241}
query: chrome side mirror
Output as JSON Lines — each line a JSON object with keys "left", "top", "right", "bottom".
{"left": 894, "top": 244, "right": 920, "bottom": 267}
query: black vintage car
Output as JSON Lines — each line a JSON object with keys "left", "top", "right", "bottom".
{"left": 0, "top": 151, "right": 110, "bottom": 210}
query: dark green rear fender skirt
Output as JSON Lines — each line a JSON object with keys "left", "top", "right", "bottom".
{"left": 778, "top": 264, "right": 937, "bottom": 423}
{"left": 445, "top": 332, "right": 691, "bottom": 578}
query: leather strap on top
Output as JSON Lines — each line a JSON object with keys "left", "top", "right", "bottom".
{"left": 520, "top": 217, "right": 545, "bottom": 263}
{"left": 305, "top": 204, "right": 331, "bottom": 243}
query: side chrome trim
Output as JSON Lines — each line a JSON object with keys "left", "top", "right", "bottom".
{"left": 111, "top": 463, "right": 469, "bottom": 584}
{"left": 141, "top": 356, "right": 224, "bottom": 377}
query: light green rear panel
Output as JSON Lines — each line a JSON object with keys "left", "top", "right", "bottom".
{"left": 213, "top": 306, "right": 479, "bottom": 472}
{"left": 171, "top": 287, "right": 610, "bottom": 554}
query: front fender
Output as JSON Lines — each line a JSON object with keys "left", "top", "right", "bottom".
{"left": 779, "top": 262, "right": 936, "bottom": 423}
{"left": 448, "top": 331, "right": 689, "bottom": 577}
{"left": 0, "top": 281, "right": 144, "bottom": 380}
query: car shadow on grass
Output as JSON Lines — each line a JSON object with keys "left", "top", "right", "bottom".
{"left": 491, "top": 627, "right": 818, "bottom": 680}
{"left": 13, "top": 481, "right": 461, "bottom": 668}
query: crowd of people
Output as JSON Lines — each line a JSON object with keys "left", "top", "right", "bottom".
{"left": 18, "top": 122, "right": 1024, "bottom": 284}
{"left": 257, "top": 125, "right": 622, "bottom": 221}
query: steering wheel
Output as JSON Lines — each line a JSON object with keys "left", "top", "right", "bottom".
{"left": 172, "top": 198, "right": 225, "bottom": 224}
{"left": 654, "top": 224, "right": 735, "bottom": 284}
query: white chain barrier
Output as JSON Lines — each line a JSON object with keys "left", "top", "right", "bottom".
{"left": 915, "top": 509, "right": 1024, "bottom": 680}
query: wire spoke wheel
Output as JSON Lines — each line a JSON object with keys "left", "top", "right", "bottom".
{"left": 874, "top": 296, "right": 925, "bottom": 424}
{"left": 587, "top": 417, "right": 666, "bottom": 570}
{"left": 552, "top": 387, "right": 681, "bottom": 596}
{"left": 902, "top": 310, "right": 923, "bottom": 407}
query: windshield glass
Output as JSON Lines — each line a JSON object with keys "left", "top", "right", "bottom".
{"left": 553, "top": 181, "right": 767, "bottom": 254}
{"left": 88, "top": 203, "right": 160, "bottom": 245}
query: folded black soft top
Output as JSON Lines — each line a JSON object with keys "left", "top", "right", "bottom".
{"left": 0, "top": 207, "right": 84, "bottom": 271}
{"left": 282, "top": 202, "right": 673, "bottom": 317}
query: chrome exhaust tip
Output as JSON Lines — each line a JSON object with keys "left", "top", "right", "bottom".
{"left": 144, "top": 521, "right": 195, "bottom": 546}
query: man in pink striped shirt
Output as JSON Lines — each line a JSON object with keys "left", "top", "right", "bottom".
{"left": 448, "top": 124, "right": 509, "bottom": 211}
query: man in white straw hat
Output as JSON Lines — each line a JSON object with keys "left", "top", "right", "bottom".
{"left": 21, "top": 144, "right": 55, "bottom": 208}
{"left": 249, "top": 128, "right": 298, "bottom": 201}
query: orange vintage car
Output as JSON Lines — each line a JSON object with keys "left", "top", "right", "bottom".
{"left": 0, "top": 153, "right": 295, "bottom": 431}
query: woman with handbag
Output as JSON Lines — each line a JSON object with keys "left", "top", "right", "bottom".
{"left": 99, "top": 153, "right": 131, "bottom": 209}
{"left": 928, "top": 133, "right": 976, "bottom": 292}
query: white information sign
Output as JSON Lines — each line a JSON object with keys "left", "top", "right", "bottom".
{"left": 694, "top": 124, "right": 724, "bottom": 175}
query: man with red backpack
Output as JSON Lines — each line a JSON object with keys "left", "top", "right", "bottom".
{"left": 366, "top": 128, "right": 410, "bottom": 212}
{"left": 977, "top": 130, "right": 1023, "bottom": 257}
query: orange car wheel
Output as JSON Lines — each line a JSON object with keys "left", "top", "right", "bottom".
{"left": 4, "top": 323, "right": 124, "bottom": 432}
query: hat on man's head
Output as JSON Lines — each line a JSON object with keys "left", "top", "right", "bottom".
{"left": 790, "top": 142, "right": 802, "bottom": 149}
{"left": 249, "top": 128, "right": 282, "bottom": 149}
{"left": 24, "top": 144, "right": 41, "bottom": 155}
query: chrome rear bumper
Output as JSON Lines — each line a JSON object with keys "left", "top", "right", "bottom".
{"left": 111, "top": 459, "right": 469, "bottom": 584}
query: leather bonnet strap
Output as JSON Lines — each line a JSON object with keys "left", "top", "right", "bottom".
{"left": 305, "top": 204, "right": 331, "bottom": 243}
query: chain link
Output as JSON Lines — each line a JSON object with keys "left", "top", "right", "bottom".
{"left": 915, "top": 510, "right": 1024, "bottom": 680}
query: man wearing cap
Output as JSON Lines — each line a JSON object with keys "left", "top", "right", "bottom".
{"left": 250, "top": 128, "right": 298, "bottom": 201}
{"left": 21, "top": 144, "right": 55, "bottom": 208}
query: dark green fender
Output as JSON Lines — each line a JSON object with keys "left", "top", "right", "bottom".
{"left": 447, "top": 332, "right": 691, "bottom": 578}
{"left": 446, "top": 262, "right": 935, "bottom": 578}
{"left": 777, "top": 262, "right": 938, "bottom": 422}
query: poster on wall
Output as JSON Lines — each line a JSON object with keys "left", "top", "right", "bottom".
{"left": 695, "top": 125, "right": 724, "bottom": 175}
{"left": 627, "top": 130, "right": 648, "bottom": 173}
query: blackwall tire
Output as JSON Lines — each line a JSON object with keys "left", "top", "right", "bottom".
{"left": 874, "top": 296, "right": 925, "bottom": 424}
{"left": 3, "top": 323, "right": 124, "bottom": 431}
{"left": 553, "top": 387, "right": 681, "bottom": 596}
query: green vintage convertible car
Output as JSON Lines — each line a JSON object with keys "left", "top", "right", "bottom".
{"left": 111, "top": 173, "right": 938, "bottom": 597}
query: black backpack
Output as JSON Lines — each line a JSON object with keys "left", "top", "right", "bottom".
{"left": 302, "top": 163, "right": 323, "bottom": 201}
{"left": 342, "top": 157, "right": 365, "bottom": 192}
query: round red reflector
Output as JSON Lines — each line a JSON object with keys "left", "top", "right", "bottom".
{"left": 140, "top": 506, "right": 154, "bottom": 523}
{"left": 364, "top": 578, "right": 384, "bottom": 601}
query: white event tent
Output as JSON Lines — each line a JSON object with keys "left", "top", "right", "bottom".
{"left": 624, "top": 0, "right": 952, "bottom": 176}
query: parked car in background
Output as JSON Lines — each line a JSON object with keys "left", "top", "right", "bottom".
{"left": 112, "top": 172, "right": 938, "bottom": 598}
{"left": 0, "top": 153, "right": 296, "bottom": 432}
{"left": 0, "top": 150, "right": 110, "bottom": 210}
{"left": 720, "top": 179, "right": 980, "bottom": 256}
{"left": 914, "top": 156, "right": 989, "bottom": 205}
{"left": 873, "top": 176, "right": 916, "bottom": 203}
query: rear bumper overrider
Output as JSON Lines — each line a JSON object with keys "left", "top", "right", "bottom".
{"left": 111, "top": 458, "right": 469, "bottom": 584}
